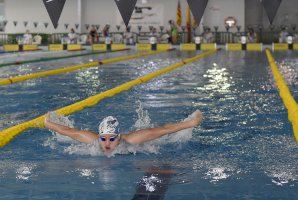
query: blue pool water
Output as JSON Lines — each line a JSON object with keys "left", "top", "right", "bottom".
{"left": 0, "top": 50, "right": 297, "bottom": 199}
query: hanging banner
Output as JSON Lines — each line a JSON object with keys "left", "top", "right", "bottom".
{"left": 176, "top": 0, "right": 182, "bottom": 27}
{"left": 114, "top": 0, "right": 137, "bottom": 27}
{"left": 187, "top": 0, "right": 209, "bottom": 25}
{"left": 261, "top": 0, "right": 282, "bottom": 24}
{"left": 43, "top": 0, "right": 66, "bottom": 29}
{"left": 117, "top": 3, "right": 163, "bottom": 26}
{"left": 186, "top": 6, "right": 192, "bottom": 43}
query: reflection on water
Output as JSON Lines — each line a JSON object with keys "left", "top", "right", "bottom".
{"left": 252, "top": 136, "right": 297, "bottom": 186}
{"left": 277, "top": 60, "right": 297, "bottom": 86}
{"left": 198, "top": 64, "right": 234, "bottom": 95}
{"left": 75, "top": 68, "right": 101, "bottom": 95}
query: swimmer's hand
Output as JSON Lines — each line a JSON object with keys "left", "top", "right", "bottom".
{"left": 32, "top": 113, "right": 51, "bottom": 128}
{"left": 188, "top": 110, "right": 203, "bottom": 127}
{"left": 44, "top": 112, "right": 51, "bottom": 127}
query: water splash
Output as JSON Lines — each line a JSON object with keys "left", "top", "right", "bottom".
{"left": 165, "top": 110, "right": 198, "bottom": 144}
{"left": 64, "top": 140, "right": 103, "bottom": 157}
{"left": 133, "top": 100, "right": 152, "bottom": 130}
{"left": 16, "top": 163, "right": 37, "bottom": 181}
{"left": 204, "top": 167, "right": 230, "bottom": 183}
{"left": 43, "top": 112, "right": 75, "bottom": 146}
{"left": 100, "top": 102, "right": 197, "bottom": 156}
{"left": 139, "top": 175, "right": 162, "bottom": 192}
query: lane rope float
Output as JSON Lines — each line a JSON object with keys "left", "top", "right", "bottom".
{"left": 0, "top": 50, "right": 217, "bottom": 148}
{"left": 265, "top": 49, "right": 298, "bottom": 142}
{"left": 0, "top": 50, "right": 169, "bottom": 86}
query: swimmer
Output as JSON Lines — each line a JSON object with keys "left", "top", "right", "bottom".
{"left": 44, "top": 110, "right": 203, "bottom": 155}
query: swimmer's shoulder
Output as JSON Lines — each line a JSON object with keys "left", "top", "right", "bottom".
{"left": 119, "top": 134, "right": 129, "bottom": 142}
{"left": 119, "top": 133, "right": 130, "bottom": 143}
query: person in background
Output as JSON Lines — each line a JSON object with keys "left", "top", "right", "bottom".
{"left": 192, "top": 24, "right": 201, "bottom": 38}
{"left": 247, "top": 28, "right": 257, "bottom": 43}
{"left": 149, "top": 27, "right": 159, "bottom": 44}
{"left": 123, "top": 27, "right": 134, "bottom": 45}
{"left": 23, "top": 30, "right": 33, "bottom": 44}
{"left": 202, "top": 27, "right": 214, "bottom": 43}
{"left": 168, "top": 20, "right": 178, "bottom": 44}
{"left": 88, "top": 25, "right": 99, "bottom": 44}
{"left": 149, "top": 27, "right": 159, "bottom": 37}
{"left": 68, "top": 28, "right": 78, "bottom": 44}
{"left": 279, "top": 27, "right": 289, "bottom": 43}
{"left": 102, "top": 24, "right": 111, "bottom": 38}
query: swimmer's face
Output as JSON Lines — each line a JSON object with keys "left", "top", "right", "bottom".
{"left": 99, "top": 134, "right": 120, "bottom": 154}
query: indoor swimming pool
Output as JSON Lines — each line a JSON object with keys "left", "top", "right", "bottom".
{"left": 0, "top": 50, "right": 297, "bottom": 199}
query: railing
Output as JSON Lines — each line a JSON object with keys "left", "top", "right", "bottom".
{"left": 0, "top": 31, "right": 296, "bottom": 45}
{"left": 0, "top": 33, "right": 51, "bottom": 45}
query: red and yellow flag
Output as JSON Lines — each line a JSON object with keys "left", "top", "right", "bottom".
{"left": 186, "top": 5, "right": 192, "bottom": 42}
{"left": 176, "top": 0, "right": 182, "bottom": 27}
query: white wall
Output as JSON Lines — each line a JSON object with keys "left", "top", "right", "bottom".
{"left": 2, "top": 0, "right": 245, "bottom": 34}
{"left": 203, "top": 0, "right": 245, "bottom": 32}
{"left": 82, "top": 0, "right": 116, "bottom": 32}
{"left": 82, "top": 0, "right": 187, "bottom": 32}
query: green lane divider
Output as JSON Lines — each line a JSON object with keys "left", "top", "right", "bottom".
{"left": 0, "top": 50, "right": 166, "bottom": 86}
{"left": 0, "top": 49, "right": 217, "bottom": 148}
{"left": 0, "top": 48, "right": 130, "bottom": 68}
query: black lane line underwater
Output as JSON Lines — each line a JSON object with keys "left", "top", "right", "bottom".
{"left": 132, "top": 165, "right": 174, "bottom": 200}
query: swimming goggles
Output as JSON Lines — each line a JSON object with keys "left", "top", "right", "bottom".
{"left": 99, "top": 135, "right": 119, "bottom": 142}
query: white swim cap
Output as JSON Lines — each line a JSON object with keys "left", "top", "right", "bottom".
{"left": 98, "top": 116, "right": 119, "bottom": 135}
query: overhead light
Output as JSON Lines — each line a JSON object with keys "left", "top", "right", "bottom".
{"left": 142, "top": 0, "right": 148, "bottom": 4}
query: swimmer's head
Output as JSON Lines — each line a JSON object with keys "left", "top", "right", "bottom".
{"left": 98, "top": 116, "right": 120, "bottom": 154}
{"left": 98, "top": 116, "right": 119, "bottom": 136}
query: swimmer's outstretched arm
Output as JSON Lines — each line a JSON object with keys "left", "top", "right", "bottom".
{"left": 44, "top": 115, "right": 98, "bottom": 144}
{"left": 122, "top": 111, "right": 203, "bottom": 145}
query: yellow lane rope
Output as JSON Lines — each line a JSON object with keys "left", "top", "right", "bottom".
{"left": 265, "top": 49, "right": 298, "bottom": 142}
{"left": 0, "top": 50, "right": 166, "bottom": 86}
{"left": 0, "top": 50, "right": 217, "bottom": 147}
